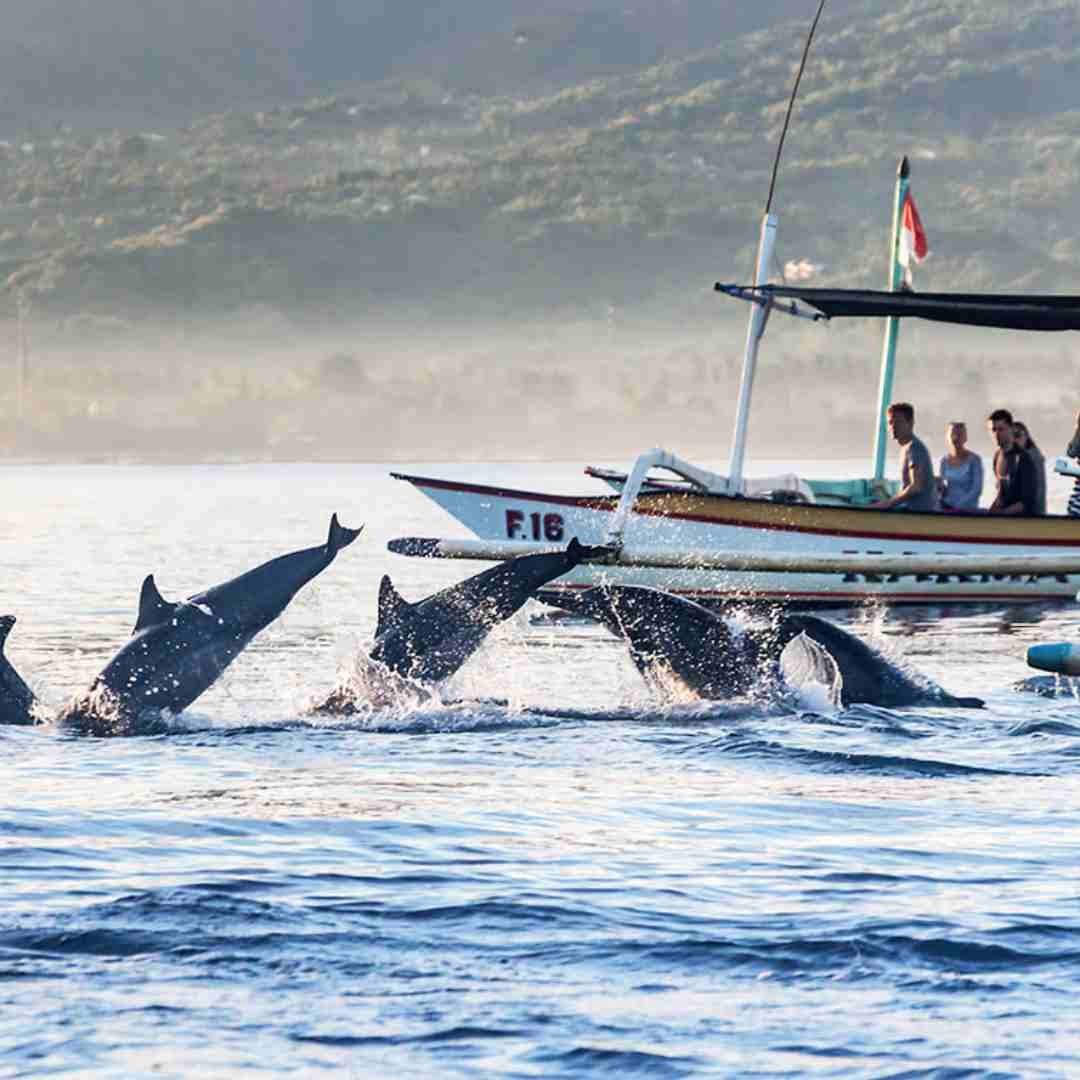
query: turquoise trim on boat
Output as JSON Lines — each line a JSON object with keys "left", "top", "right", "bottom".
{"left": 807, "top": 477, "right": 898, "bottom": 506}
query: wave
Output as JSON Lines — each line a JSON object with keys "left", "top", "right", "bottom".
{"left": 688, "top": 731, "right": 1035, "bottom": 776}
{"left": 528, "top": 1046, "right": 701, "bottom": 1077}
{"left": 1006, "top": 718, "right": 1080, "bottom": 738}
{"left": 291, "top": 1026, "right": 525, "bottom": 1048}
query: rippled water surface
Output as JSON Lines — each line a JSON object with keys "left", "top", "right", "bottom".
{"left": 4, "top": 462, "right": 1080, "bottom": 1077}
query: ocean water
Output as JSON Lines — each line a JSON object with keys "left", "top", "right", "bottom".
{"left": 4, "top": 461, "right": 1080, "bottom": 1078}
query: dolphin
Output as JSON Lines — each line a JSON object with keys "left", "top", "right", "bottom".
{"left": 59, "top": 514, "right": 362, "bottom": 735}
{"left": 549, "top": 583, "right": 769, "bottom": 699}
{"left": 776, "top": 613, "right": 983, "bottom": 708}
{"left": 1013, "top": 674, "right": 1080, "bottom": 698}
{"left": 0, "top": 616, "right": 38, "bottom": 726}
{"left": 562, "top": 585, "right": 983, "bottom": 709}
{"left": 314, "top": 538, "right": 600, "bottom": 711}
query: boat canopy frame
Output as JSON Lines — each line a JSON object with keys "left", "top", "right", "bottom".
{"left": 715, "top": 283, "right": 1080, "bottom": 332}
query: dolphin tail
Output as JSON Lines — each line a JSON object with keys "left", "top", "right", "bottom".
{"left": 327, "top": 514, "right": 364, "bottom": 555}
{"left": 565, "top": 536, "right": 615, "bottom": 567}
{"left": 942, "top": 693, "right": 985, "bottom": 709}
{"left": 0, "top": 615, "right": 14, "bottom": 651}
{"left": 548, "top": 586, "right": 623, "bottom": 636}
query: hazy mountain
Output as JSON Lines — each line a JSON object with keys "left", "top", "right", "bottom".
{"left": 3, "top": 0, "right": 1079, "bottom": 462}
{"left": 2, "top": 0, "right": 1079, "bottom": 327}
{"left": 0, "top": 1, "right": 840, "bottom": 126}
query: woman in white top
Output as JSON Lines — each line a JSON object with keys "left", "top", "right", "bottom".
{"left": 938, "top": 421, "right": 983, "bottom": 511}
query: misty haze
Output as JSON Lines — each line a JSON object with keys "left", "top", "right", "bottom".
{"left": 2, "top": 0, "right": 1079, "bottom": 464}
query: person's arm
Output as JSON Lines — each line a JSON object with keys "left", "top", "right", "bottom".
{"left": 993, "top": 456, "right": 1038, "bottom": 515}
{"left": 938, "top": 457, "right": 950, "bottom": 504}
{"left": 873, "top": 460, "right": 928, "bottom": 509}
{"left": 1021, "top": 454, "right": 1039, "bottom": 515}
{"left": 1067, "top": 410, "right": 1080, "bottom": 458}
{"left": 988, "top": 452, "right": 1005, "bottom": 510}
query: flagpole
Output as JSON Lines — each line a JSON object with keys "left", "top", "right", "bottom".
{"left": 871, "top": 155, "right": 910, "bottom": 483}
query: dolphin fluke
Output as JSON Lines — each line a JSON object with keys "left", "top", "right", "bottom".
{"left": 941, "top": 692, "right": 985, "bottom": 709}
{"left": 0, "top": 614, "right": 37, "bottom": 725}
{"left": 326, "top": 514, "right": 363, "bottom": 555}
{"left": 565, "top": 538, "right": 615, "bottom": 566}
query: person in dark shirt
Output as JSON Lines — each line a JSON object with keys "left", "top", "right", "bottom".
{"left": 987, "top": 408, "right": 1038, "bottom": 515}
{"left": 1067, "top": 409, "right": 1080, "bottom": 518}
{"left": 1012, "top": 421, "right": 1046, "bottom": 515}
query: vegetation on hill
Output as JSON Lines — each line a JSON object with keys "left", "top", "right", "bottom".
{"left": 2, "top": 0, "right": 1079, "bottom": 328}
{"left": 1, "top": 0, "right": 1078, "bottom": 461}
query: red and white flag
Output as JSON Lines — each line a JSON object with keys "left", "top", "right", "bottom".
{"left": 896, "top": 189, "right": 929, "bottom": 288}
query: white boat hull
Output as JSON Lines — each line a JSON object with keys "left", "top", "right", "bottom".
{"left": 392, "top": 472, "right": 1080, "bottom": 605}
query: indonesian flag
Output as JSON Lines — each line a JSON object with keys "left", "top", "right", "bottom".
{"left": 896, "top": 189, "right": 929, "bottom": 288}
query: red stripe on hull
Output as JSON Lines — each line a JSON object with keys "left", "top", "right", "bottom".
{"left": 393, "top": 472, "right": 1080, "bottom": 548}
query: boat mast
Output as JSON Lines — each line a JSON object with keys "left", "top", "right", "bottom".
{"left": 727, "top": 0, "right": 827, "bottom": 491}
{"left": 871, "top": 155, "right": 910, "bottom": 481}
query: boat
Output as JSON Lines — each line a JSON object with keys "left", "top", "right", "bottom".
{"left": 391, "top": 5, "right": 1080, "bottom": 607}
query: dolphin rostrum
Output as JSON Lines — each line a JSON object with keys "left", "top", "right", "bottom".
{"left": 0, "top": 616, "right": 38, "bottom": 726}
{"left": 315, "top": 538, "right": 600, "bottom": 711}
{"left": 59, "top": 514, "right": 362, "bottom": 735}
{"left": 561, "top": 585, "right": 983, "bottom": 709}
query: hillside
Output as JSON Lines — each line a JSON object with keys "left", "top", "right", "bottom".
{"left": 2, "top": 0, "right": 1079, "bottom": 461}
{"left": 2, "top": 0, "right": 1079, "bottom": 330}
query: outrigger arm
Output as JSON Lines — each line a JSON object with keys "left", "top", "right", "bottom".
{"left": 601, "top": 448, "right": 727, "bottom": 550}
{"left": 387, "top": 535, "right": 1080, "bottom": 580}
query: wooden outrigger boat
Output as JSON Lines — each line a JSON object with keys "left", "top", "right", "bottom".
{"left": 391, "top": 3, "right": 1080, "bottom": 607}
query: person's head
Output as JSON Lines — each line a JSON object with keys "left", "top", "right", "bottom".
{"left": 1013, "top": 421, "right": 1037, "bottom": 451}
{"left": 946, "top": 421, "right": 968, "bottom": 454}
{"left": 887, "top": 402, "right": 915, "bottom": 443}
{"left": 988, "top": 408, "right": 1015, "bottom": 450}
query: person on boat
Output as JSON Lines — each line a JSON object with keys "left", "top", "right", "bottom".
{"left": 1066, "top": 410, "right": 1080, "bottom": 518}
{"left": 870, "top": 402, "right": 938, "bottom": 512}
{"left": 1012, "top": 421, "right": 1046, "bottom": 515}
{"left": 987, "top": 408, "right": 1037, "bottom": 516}
{"left": 937, "top": 421, "right": 983, "bottom": 511}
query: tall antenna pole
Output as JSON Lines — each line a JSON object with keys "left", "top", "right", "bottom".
{"left": 727, "top": 0, "right": 827, "bottom": 490}
{"left": 764, "top": 0, "right": 828, "bottom": 218}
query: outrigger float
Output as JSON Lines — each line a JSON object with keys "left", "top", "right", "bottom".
{"left": 391, "top": 3, "right": 1080, "bottom": 607}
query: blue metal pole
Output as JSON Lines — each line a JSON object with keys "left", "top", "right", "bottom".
{"left": 872, "top": 156, "right": 910, "bottom": 482}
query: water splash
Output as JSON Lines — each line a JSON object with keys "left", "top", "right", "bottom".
{"left": 779, "top": 632, "right": 843, "bottom": 712}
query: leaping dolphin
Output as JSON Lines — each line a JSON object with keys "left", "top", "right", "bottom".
{"left": 314, "top": 538, "right": 601, "bottom": 711}
{"left": 59, "top": 514, "right": 362, "bottom": 735}
{"left": 560, "top": 585, "right": 983, "bottom": 709}
{"left": 0, "top": 616, "right": 38, "bottom": 726}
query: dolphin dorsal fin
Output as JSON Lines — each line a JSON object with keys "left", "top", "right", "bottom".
{"left": 134, "top": 575, "right": 176, "bottom": 633}
{"left": 0, "top": 615, "right": 14, "bottom": 652}
{"left": 376, "top": 575, "right": 410, "bottom": 637}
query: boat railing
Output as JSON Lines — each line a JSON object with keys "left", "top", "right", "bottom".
{"left": 601, "top": 448, "right": 815, "bottom": 550}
